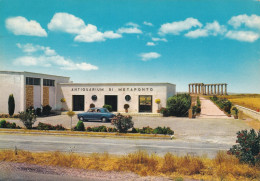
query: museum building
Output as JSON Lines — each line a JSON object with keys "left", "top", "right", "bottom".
{"left": 0, "top": 71, "right": 176, "bottom": 114}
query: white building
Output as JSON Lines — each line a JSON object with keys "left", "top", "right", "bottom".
{"left": 0, "top": 71, "right": 176, "bottom": 114}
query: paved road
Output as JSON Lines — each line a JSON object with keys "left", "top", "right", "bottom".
{"left": 0, "top": 133, "right": 232, "bottom": 158}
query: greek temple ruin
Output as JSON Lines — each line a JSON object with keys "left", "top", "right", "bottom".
{"left": 188, "top": 83, "right": 227, "bottom": 95}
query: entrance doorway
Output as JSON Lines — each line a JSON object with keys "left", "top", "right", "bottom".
{"left": 139, "top": 95, "right": 152, "bottom": 112}
{"left": 105, "top": 95, "right": 118, "bottom": 112}
{"left": 73, "top": 95, "right": 85, "bottom": 111}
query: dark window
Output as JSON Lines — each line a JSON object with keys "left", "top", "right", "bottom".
{"left": 92, "top": 95, "right": 97, "bottom": 101}
{"left": 43, "top": 79, "right": 55, "bottom": 86}
{"left": 125, "top": 95, "right": 131, "bottom": 101}
{"left": 26, "top": 77, "right": 40, "bottom": 85}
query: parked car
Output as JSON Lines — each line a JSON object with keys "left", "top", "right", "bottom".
{"left": 77, "top": 108, "right": 115, "bottom": 122}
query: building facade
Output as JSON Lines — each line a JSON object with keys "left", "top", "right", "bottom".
{"left": 0, "top": 71, "right": 176, "bottom": 114}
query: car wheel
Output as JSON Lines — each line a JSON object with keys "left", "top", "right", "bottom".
{"left": 79, "top": 117, "right": 84, "bottom": 121}
{"left": 101, "top": 117, "right": 107, "bottom": 122}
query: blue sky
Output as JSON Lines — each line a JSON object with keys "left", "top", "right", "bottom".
{"left": 0, "top": 0, "right": 260, "bottom": 93}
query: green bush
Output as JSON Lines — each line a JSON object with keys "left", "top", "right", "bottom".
{"left": 37, "top": 122, "right": 65, "bottom": 130}
{"left": 131, "top": 127, "right": 138, "bottom": 133}
{"left": 192, "top": 106, "right": 197, "bottom": 115}
{"left": 0, "top": 120, "right": 7, "bottom": 128}
{"left": 232, "top": 107, "right": 239, "bottom": 116}
{"left": 152, "top": 126, "right": 174, "bottom": 135}
{"left": 160, "top": 107, "right": 169, "bottom": 117}
{"left": 167, "top": 94, "right": 191, "bottom": 117}
{"left": 35, "top": 108, "right": 42, "bottom": 116}
{"left": 228, "top": 129, "right": 260, "bottom": 166}
{"left": 111, "top": 114, "right": 134, "bottom": 133}
{"left": 103, "top": 104, "right": 112, "bottom": 112}
{"left": 8, "top": 94, "right": 15, "bottom": 116}
{"left": 19, "top": 110, "right": 36, "bottom": 129}
{"left": 197, "top": 96, "right": 201, "bottom": 107}
{"left": 196, "top": 107, "right": 201, "bottom": 114}
{"left": 75, "top": 121, "right": 85, "bottom": 131}
{"left": 42, "top": 105, "right": 52, "bottom": 116}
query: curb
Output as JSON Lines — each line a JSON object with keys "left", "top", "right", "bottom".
{"left": 0, "top": 130, "right": 173, "bottom": 140}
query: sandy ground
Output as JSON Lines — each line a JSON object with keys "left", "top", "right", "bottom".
{"left": 0, "top": 161, "right": 179, "bottom": 181}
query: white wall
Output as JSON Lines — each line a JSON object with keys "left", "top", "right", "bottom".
{"left": 33, "top": 86, "right": 41, "bottom": 108}
{"left": 0, "top": 72, "right": 24, "bottom": 114}
{"left": 49, "top": 87, "right": 55, "bottom": 108}
{"left": 59, "top": 83, "right": 176, "bottom": 113}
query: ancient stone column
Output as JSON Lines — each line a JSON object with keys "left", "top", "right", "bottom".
{"left": 207, "top": 85, "right": 210, "bottom": 95}
{"left": 225, "top": 84, "right": 227, "bottom": 95}
{"left": 221, "top": 84, "right": 223, "bottom": 95}
{"left": 214, "top": 85, "right": 216, "bottom": 95}
{"left": 189, "top": 84, "right": 190, "bottom": 94}
{"left": 210, "top": 85, "right": 213, "bottom": 94}
{"left": 192, "top": 84, "right": 194, "bottom": 94}
{"left": 217, "top": 84, "right": 220, "bottom": 95}
{"left": 195, "top": 84, "right": 197, "bottom": 94}
{"left": 198, "top": 85, "right": 201, "bottom": 94}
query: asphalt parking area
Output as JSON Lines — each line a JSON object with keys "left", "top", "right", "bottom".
{"left": 6, "top": 115, "right": 250, "bottom": 145}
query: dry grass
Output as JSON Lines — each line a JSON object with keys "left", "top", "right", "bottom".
{"left": 220, "top": 94, "right": 260, "bottom": 111}
{"left": 0, "top": 150, "right": 259, "bottom": 181}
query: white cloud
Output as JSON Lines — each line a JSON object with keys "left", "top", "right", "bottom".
{"left": 139, "top": 52, "right": 161, "bottom": 61}
{"left": 48, "top": 12, "right": 85, "bottom": 34}
{"left": 146, "top": 42, "right": 156, "bottom": 46}
{"left": 185, "top": 29, "right": 208, "bottom": 38}
{"left": 185, "top": 21, "right": 226, "bottom": 38}
{"left": 117, "top": 27, "right": 142, "bottom": 34}
{"left": 16, "top": 43, "right": 56, "bottom": 56}
{"left": 117, "top": 22, "right": 142, "bottom": 34}
{"left": 143, "top": 21, "right": 153, "bottom": 26}
{"left": 228, "top": 14, "right": 260, "bottom": 30}
{"left": 14, "top": 43, "right": 98, "bottom": 71}
{"left": 152, "top": 37, "right": 168, "bottom": 42}
{"left": 126, "top": 22, "right": 139, "bottom": 27}
{"left": 48, "top": 12, "right": 121, "bottom": 42}
{"left": 159, "top": 18, "right": 202, "bottom": 35}
{"left": 225, "top": 30, "right": 259, "bottom": 42}
{"left": 5, "top": 16, "right": 47, "bottom": 37}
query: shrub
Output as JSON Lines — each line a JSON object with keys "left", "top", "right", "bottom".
{"left": 228, "top": 129, "right": 260, "bottom": 166}
{"left": 6, "top": 122, "right": 17, "bottom": 129}
{"left": 0, "top": 120, "right": 7, "bottom": 128}
{"left": 160, "top": 107, "right": 169, "bottom": 117}
{"left": 103, "top": 104, "right": 112, "bottom": 112}
{"left": 131, "top": 127, "right": 138, "bottom": 133}
{"left": 111, "top": 114, "right": 134, "bottom": 133}
{"left": 167, "top": 94, "right": 191, "bottom": 117}
{"left": 153, "top": 126, "right": 174, "bottom": 135}
{"left": 124, "top": 104, "right": 130, "bottom": 110}
{"left": 35, "top": 108, "right": 42, "bottom": 117}
{"left": 37, "top": 122, "right": 65, "bottom": 130}
{"left": 196, "top": 107, "right": 201, "bottom": 114}
{"left": 19, "top": 110, "right": 36, "bottom": 129}
{"left": 196, "top": 96, "right": 201, "bottom": 107}
{"left": 231, "top": 107, "right": 239, "bottom": 116}
{"left": 42, "top": 105, "right": 52, "bottom": 116}
{"left": 192, "top": 106, "right": 197, "bottom": 115}
{"left": 75, "top": 121, "right": 85, "bottom": 131}
{"left": 8, "top": 94, "right": 15, "bottom": 116}
{"left": 140, "top": 126, "right": 153, "bottom": 134}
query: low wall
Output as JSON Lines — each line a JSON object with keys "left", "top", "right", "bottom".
{"left": 236, "top": 105, "right": 260, "bottom": 121}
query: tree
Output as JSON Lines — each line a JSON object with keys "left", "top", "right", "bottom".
{"left": 67, "top": 110, "right": 75, "bottom": 130}
{"left": 8, "top": 94, "right": 15, "bottom": 116}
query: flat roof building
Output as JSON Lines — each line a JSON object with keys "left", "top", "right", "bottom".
{"left": 0, "top": 71, "right": 176, "bottom": 114}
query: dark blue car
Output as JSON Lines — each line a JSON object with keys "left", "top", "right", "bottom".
{"left": 77, "top": 108, "right": 115, "bottom": 122}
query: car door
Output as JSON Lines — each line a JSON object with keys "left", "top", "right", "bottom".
{"left": 85, "top": 109, "right": 94, "bottom": 120}
{"left": 95, "top": 109, "right": 103, "bottom": 120}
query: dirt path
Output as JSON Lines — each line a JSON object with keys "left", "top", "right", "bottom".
{"left": 198, "top": 97, "right": 230, "bottom": 119}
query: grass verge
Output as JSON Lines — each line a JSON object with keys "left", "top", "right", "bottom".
{"left": 0, "top": 150, "right": 259, "bottom": 181}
